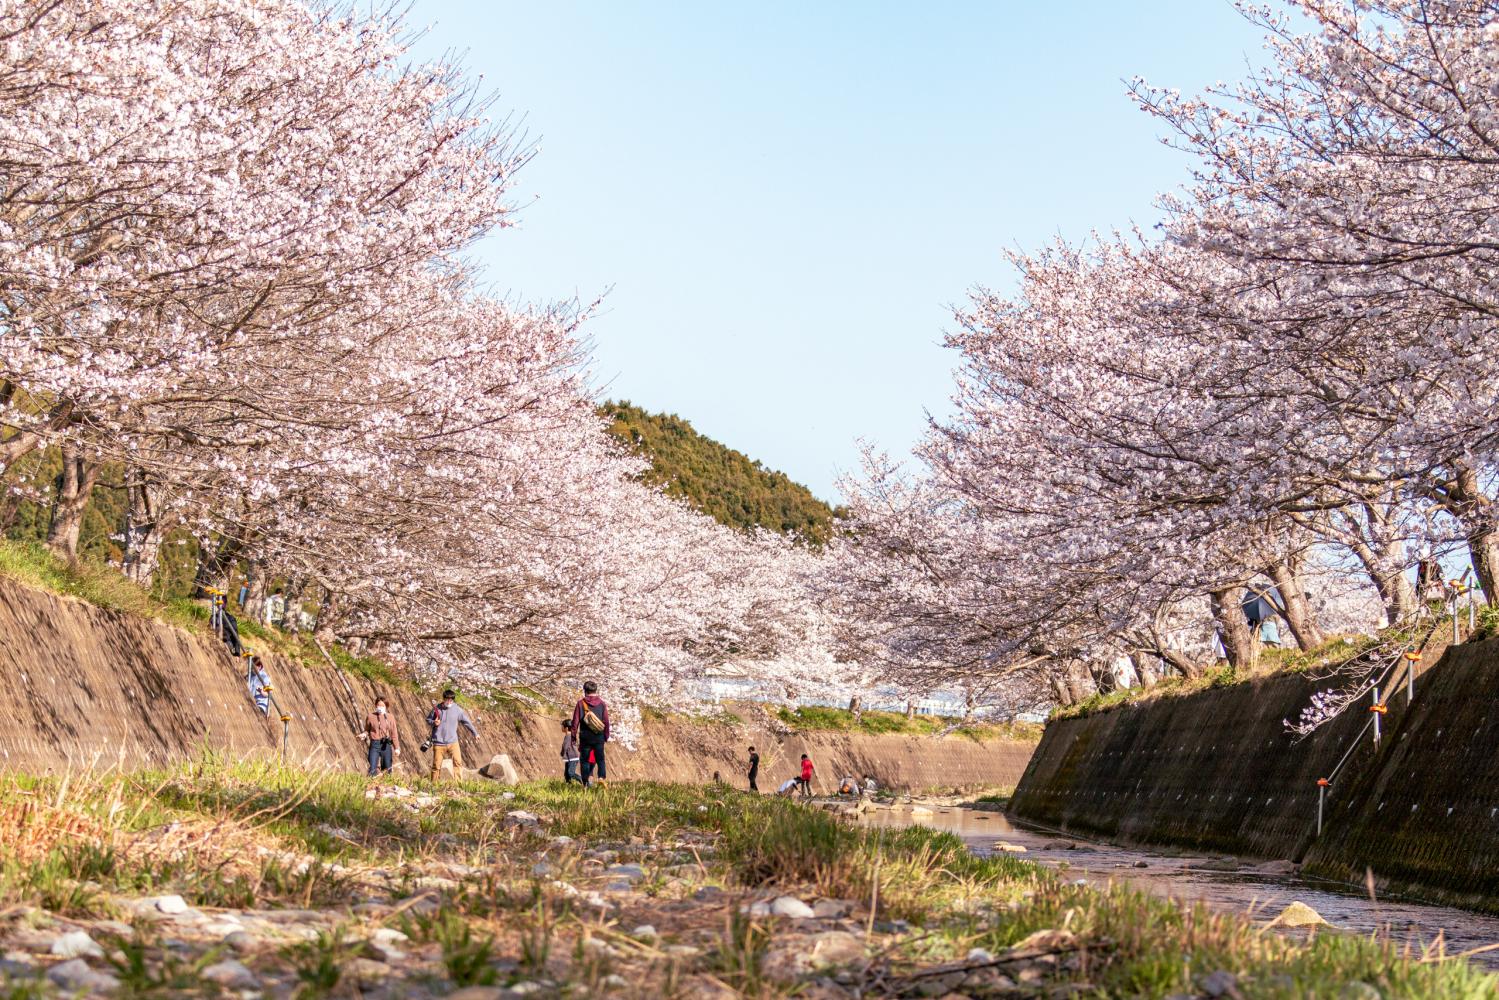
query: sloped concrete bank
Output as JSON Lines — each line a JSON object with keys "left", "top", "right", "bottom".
{"left": 1007, "top": 651, "right": 1430, "bottom": 862}
{"left": 1009, "top": 634, "right": 1499, "bottom": 910}
{"left": 0, "top": 577, "right": 1032, "bottom": 792}
{"left": 1301, "top": 638, "right": 1499, "bottom": 911}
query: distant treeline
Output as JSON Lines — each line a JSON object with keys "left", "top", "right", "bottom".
{"left": 602, "top": 401, "right": 843, "bottom": 546}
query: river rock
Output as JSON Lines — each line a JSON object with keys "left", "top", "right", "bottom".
{"left": 1267, "top": 901, "right": 1329, "bottom": 928}
{"left": 995, "top": 841, "right": 1027, "bottom": 853}
{"left": 770, "top": 896, "right": 816, "bottom": 919}
{"left": 202, "top": 959, "right": 259, "bottom": 990}
{"left": 49, "top": 930, "right": 103, "bottom": 959}
{"left": 1199, "top": 970, "right": 1238, "bottom": 997}
{"left": 760, "top": 930, "right": 866, "bottom": 982}
{"left": 479, "top": 754, "right": 520, "bottom": 784}
{"left": 47, "top": 958, "right": 119, "bottom": 993}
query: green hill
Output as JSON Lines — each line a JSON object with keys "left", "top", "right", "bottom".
{"left": 602, "top": 401, "right": 842, "bottom": 546}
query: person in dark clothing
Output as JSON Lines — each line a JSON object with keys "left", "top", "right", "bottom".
{"left": 570, "top": 681, "right": 610, "bottom": 786}
{"left": 560, "top": 720, "right": 582, "bottom": 784}
{"left": 747, "top": 745, "right": 760, "bottom": 792}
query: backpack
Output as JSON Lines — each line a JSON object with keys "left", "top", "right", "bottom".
{"left": 579, "top": 700, "right": 606, "bottom": 733}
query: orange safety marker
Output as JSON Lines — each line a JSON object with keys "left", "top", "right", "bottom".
{"left": 1404, "top": 651, "right": 1422, "bottom": 661}
{"left": 1316, "top": 778, "right": 1330, "bottom": 787}
{"left": 1369, "top": 703, "right": 1388, "bottom": 715}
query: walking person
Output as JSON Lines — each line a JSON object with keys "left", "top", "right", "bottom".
{"left": 797, "top": 753, "right": 814, "bottom": 798}
{"left": 425, "top": 688, "right": 478, "bottom": 781}
{"left": 561, "top": 720, "right": 583, "bottom": 785}
{"left": 570, "top": 681, "right": 610, "bottom": 787}
{"left": 747, "top": 745, "right": 760, "bottom": 792}
{"left": 360, "top": 696, "right": 400, "bottom": 777}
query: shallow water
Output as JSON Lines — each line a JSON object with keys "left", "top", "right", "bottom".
{"left": 858, "top": 803, "right": 1499, "bottom": 968}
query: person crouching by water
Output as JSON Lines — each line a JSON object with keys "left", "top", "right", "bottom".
{"left": 561, "top": 720, "right": 583, "bottom": 784}
{"left": 570, "top": 681, "right": 610, "bottom": 787}
{"left": 425, "top": 688, "right": 478, "bottom": 781}
{"left": 360, "top": 696, "right": 400, "bottom": 778}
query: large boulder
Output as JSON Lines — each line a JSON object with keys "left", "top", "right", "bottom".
{"left": 479, "top": 753, "right": 520, "bottom": 784}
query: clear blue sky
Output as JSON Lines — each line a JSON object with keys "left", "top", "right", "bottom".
{"left": 408, "top": 3, "right": 1266, "bottom": 501}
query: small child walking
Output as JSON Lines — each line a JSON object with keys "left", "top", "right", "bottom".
{"left": 561, "top": 720, "right": 583, "bottom": 784}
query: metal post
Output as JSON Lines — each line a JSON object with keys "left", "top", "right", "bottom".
{"left": 1407, "top": 660, "right": 1415, "bottom": 704}
{"left": 1372, "top": 685, "right": 1381, "bottom": 746}
{"left": 1318, "top": 784, "right": 1325, "bottom": 836}
{"left": 1470, "top": 592, "right": 1476, "bottom": 634}
{"left": 281, "top": 716, "right": 289, "bottom": 763}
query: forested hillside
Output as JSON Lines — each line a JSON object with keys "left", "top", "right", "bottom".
{"left": 602, "top": 401, "right": 843, "bottom": 545}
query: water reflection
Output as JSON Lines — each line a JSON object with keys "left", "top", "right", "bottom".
{"left": 858, "top": 803, "right": 1499, "bottom": 968}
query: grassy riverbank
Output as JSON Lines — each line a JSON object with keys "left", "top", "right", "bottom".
{"left": 0, "top": 761, "right": 1486, "bottom": 998}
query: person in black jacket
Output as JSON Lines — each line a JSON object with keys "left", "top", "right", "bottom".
{"left": 570, "top": 681, "right": 610, "bottom": 786}
{"left": 747, "top": 745, "right": 760, "bottom": 792}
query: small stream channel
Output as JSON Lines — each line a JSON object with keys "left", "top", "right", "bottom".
{"left": 858, "top": 804, "right": 1499, "bottom": 969}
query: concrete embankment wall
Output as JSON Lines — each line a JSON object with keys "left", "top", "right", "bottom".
{"left": 1008, "top": 652, "right": 1430, "bottom": 861}
{"left": 1301, "top": 638, "right": 1499, "bottom": 910}
{"left": 0, "top": 577, "right": 1032, "bottom": 793}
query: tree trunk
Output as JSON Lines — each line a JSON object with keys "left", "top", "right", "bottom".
{"left": 847, "top": 694, "right": 863, "bottom": 724}
{"left": 193, "top": 536, "right": 242, "bottom": 597}
{"left": 122, "top": 473, "right": 162, "bottom": 586}
{"left": 313, "top": 586, "right": 337, "bottom": 645}
{"left": 1266, "top": 560, "right": 1326, "bottom": 651}
{"left": 1439, "top": 464, "right": 1499, "bottom": 605}
{"left": 243, "top": 563, "right": 268, "bottom": 622}
{"left": 904, "top": 701, "right": 916, "bottom": 720}
{"left": 1210, "top": 587, "right": 1257, "bottom": 673}
{"left": 45, "top": 445, "right": 99, "bottom": 559}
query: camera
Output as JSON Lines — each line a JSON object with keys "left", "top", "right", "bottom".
{"left": 420, "top": 741, "right": 432, "bottom": 753}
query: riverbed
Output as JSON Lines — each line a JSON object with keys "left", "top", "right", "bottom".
{"left": 859, "top": 803, "right": 1499, "bottom": 968}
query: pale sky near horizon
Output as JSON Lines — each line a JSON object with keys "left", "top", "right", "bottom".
{"left": 408, "top": 3, "right": 1267, "bottom": 501}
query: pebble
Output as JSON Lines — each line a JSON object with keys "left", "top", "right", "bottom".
{"left": 49, "top": 930, "right": 103, "bottom": 959}
{"left": 47, "top": 958, "right": 119, "bottom": 993}
{"left": 966, "top": 947, "right": 995, "bottom": 963}
{"left": 770, "top": 896, "right": 816, "bottom": 919}
{"left": 152, "top": 894, "right": 190, "bottom": 915}
{"left": 504, "top": 810, "right": 541, "bottom": 826}
{"left": 530, "top": 861, "right": 555, "bottom": 877}
{"left": 630, "top": 924, "right": 658, "bottom": 941}
{"left": 201, "top": 959, "right": 259, "bottom": 990}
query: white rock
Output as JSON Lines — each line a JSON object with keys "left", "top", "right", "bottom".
{"left": 370, "top": 928, "right": 409, "bottom": 945}
{"left": 152, "top": 895, "right": 190, "bottom": 915}
{"left": 631, "top": 924, "right": 658, "bottom": 940}
{"left": 505, "top": 810, "right": 541, "bottom": 826}
{"left": 50, "top": 931, "right": 103, "bottom": 959}
{"left": 745, "top": 900, "right": 772, "bottom": 917}
{"left": 967, "top": 947, "right": 995, "bottom": 963}
{"left": 769, "top": 896, "right": 816, "bottom": 919}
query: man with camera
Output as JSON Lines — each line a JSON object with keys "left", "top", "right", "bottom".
{"left": 422, "top": 688, "right": 479, "bottom": 781}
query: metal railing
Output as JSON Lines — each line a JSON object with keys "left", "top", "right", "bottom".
{"left": 205, "top": 587, "right": 294, "bottom": 763}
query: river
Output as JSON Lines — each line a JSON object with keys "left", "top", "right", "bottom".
{"left": 858, "top": 803, "right": 1499, "bottom": 968}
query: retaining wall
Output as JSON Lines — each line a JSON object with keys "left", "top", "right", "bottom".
{"left": 1302, "top": 638, "right": 1499, "bottom": 910}
{"left": 0, "top": 577, "right": 1033, "bottom": 793}
{"left": 1008, "top": 657, "right": 1423, "bottom": 861}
